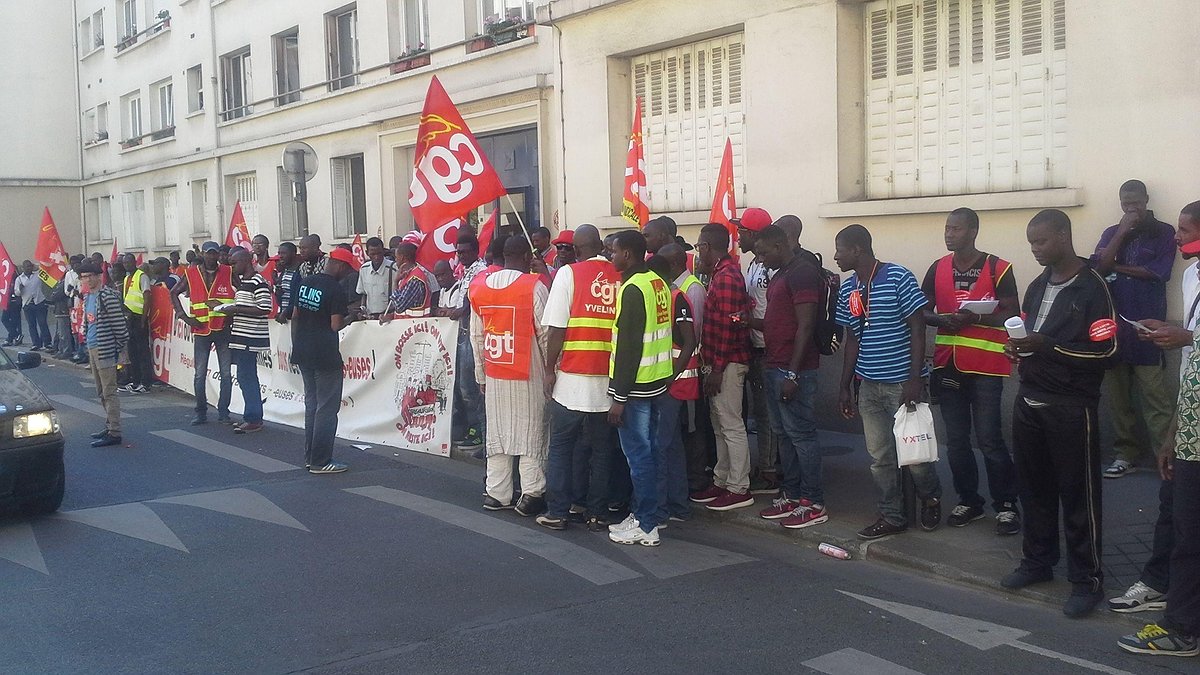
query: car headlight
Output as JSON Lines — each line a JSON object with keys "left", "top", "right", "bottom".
{"left": 13, "top": 411, "right": 60, "bottom": 438}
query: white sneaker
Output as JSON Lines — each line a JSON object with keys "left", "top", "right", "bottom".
{"left": 608, "top": 514, "right": 638, "bottom": 533}
{"left": 608, "top": 525, "right": 660, "bottom": 547}
{"left": 1104, "top": 459, "right": 1134, "bottom": 479}
{"left": 1108, "top": 581, "right": 1167, "bottom": 613}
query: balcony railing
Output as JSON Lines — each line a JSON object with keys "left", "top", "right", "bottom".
{"left": 115, "top": 11, "right": 171, "bottom": 53}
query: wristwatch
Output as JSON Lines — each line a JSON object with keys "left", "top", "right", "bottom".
{"left": 783, "top": 370, "right": 798, "bottom": 381}
{"left": 700, "top": 365, "right": 713, "bottom": 375}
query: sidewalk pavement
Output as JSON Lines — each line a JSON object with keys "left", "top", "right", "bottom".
{"left": 451, "top": 428, "right": 1164, "bottom": 618}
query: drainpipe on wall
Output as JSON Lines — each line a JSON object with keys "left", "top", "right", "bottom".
{"left": 547, "top": 2, "right": 568, "bottom": 228}
{"left": 207, "top": 1, "right": 224, "bottom": 239}
{"left": 71, "top": 0, "right": 87, "bottom": 253}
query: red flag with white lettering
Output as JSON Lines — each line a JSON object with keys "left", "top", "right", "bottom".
{"left": 351, "top": 233, "right": 367, "bottom": 263}
{"left": 0, "top": 241, "right": 14, "bottom": 311}
{"left": 622, "top": 98, "right": 650, "bottom": 228}
{"left": 408, "top": 76, "right": 508, "bottom": 233}
{"left": 416, "top": 219, "right": 464, "bottom": 271}
{"left": 225, "top": 201, "right": 252, "bottom": 249}
{"left": 709, "top": 139, "right": 737, "bottom": 249}
{"left": 476, "top": 209, "right": 497, "bottom": 257}
{"left": 34, "top": 208, "right": 70, "bottom": 288}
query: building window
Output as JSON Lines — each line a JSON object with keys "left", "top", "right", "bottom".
{"left": 98, "top": 196, "right": 114, "bottom": 241}
{"left": 122, "top": 191, "right": 146, "bottom": 247}
{"left": 152, "top": 79, "right": 174, "bottom": 132}
{"left": 191, "top": 179, "right": 210, "bottom": 235}
{"left": 331, "top": 155, "right": 367, "bottom": 238}
{"left": 864, "top": 0, "right": 1067, "bottom": 199}
{"left": 96, "top": 102, "right": 109, "bottom": 139}
{"left": 630, "top": 33, "right": 745, "bottom": 213}
{"left": 278, "top": 167, "right": 302, "bottom": 240}
{"left": 221, "top": 47, "right": 253, "bottom": 121}
{"left": 327, "top": 5, "right": 359, "bottom": 91}
{"left": 186, "top": 65, "right": 204, "bottom": 113}
{"left": 156, "top": 185, "right": 180, "bottom": 246}
{"left": 83, "top": 109, "right": 98, "bottom": 143}
{"left": 120, "top": 90, "right": 143, "bottom": 141}
{"left": 479, "top": 0, "right": 532, "bottom": 28}
{"left": 121, "top": 0, "right": 138, "bottom": 39}
{"left": 230, "top": 172, "right": 260, "bottom": 232}
{"left": 80, "top": 10, "right": 105, "bottom": 53}
{"left": 403, "top": 0, "right": 429, "bottom": 51}
{"left": 273, "top": 29, "right": 302, "bottom": 106}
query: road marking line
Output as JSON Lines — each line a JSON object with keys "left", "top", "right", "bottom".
{"left": 1008, "top": 640, "right": 1134, "bottom": 675}
{"left": 803, "top": 648, "right": 926, "bottom": 675}
{"left": 153, "top": 488, "right": 309, "bottom": 531}
{"left": 151, "top": 429, "right": 300, "bottom": 473}
{"left": 612, "top": 536, "right": 755, "bottom": 579}
{"left": 54, "top": 503, "right": 188, "bottom": 552}
{"left": 0, "top": 522, "right": 48, "bottom": 575}
{"left": 48, "top": 394, "right": 135, "bottom": 419}
{"left": 344, "top": 486, "right": 642, "bottom": 586}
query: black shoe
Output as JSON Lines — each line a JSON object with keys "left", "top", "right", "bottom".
{"left": 1001, "top": 567, "right": 1054, "bottom": 590}
{"left": 586, "top": 515, "right": 612, "bottom": 532}
{"left": 89, "top": 429, "right": 110, "bottom": 439}
{"left": 947, "top": 503, "right": 986, "bottom": 527}
{"left": 1063, "top": 589, "right": 1104, "bottom": 618}
{"left": 995, "top": 507, "right": 1021, "bottom": 536}
{"left": 217, "top": 415, "right": 234, "bottom": 425}
{"left": 482, "top": 496, "right": 514, "bottom": 511}
{"left": 920, "top": 498, "right": 942, "bottom": 531}
{"left": 190, "top": 415, "right": 207, "bottom": 426}
{"left": 90, "top": 434, "right": 122, "bottom": 448}
{"left": 858, "top": 517, "right": 907, "bottom": 540}
{"left": 515, "top": 494, "right": 546, "bottom": 517}
{"left": 535, "top": 514, "right": 567, "bottom": 530}
{"left": 567, "top": 505, "right": 587, "bottom": 524}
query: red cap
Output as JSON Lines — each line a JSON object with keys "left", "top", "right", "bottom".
{"left": 329, "top": 247, "right": 362, "bottom": 271}
{"left": 734, "top": 207, "right": 773, "bottom": 232}
{"left": 553, "top": 230, "right": 575, "bottom": 246}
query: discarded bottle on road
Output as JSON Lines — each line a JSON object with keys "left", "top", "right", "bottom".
{"left": 819, "top": 543, "right": 850, "bottom": 560}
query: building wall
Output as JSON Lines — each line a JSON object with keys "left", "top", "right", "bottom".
{"left": 548, "top": 0, "right": 1200, "bottom": 312}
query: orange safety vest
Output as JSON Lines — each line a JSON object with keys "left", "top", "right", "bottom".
{"left": 471, "top": 273, "right": 541, "bottom": 380}
{"left": 185, "top": 264, "right": 236, "bottom": 335}
{"left": 668, "top": 286, "right": 701, "bottom": 400}
{"left": 560, "top": 259, "right": 620, "bottom": 376}
{"left": 933, "top": 253, "right": 1012, "bottom": 377}
{"left": 395, "top": 266, "right": 432, "bottom": 318}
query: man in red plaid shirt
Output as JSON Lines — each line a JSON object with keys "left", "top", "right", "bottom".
{"left": 690, "top": 223, "right": 755, "bottom": 511}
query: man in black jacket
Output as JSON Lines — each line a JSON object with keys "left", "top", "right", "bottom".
{"left": 1001, "top": 209, "right": 1117, "bottom": 618}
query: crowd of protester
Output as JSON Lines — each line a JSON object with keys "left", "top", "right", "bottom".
{"left": 3, "top": 179, "right": 1198, "bottom": 658}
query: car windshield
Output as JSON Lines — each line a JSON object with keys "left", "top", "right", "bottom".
{"left": 0, "top": 346, "right": 19, "bottom": 371}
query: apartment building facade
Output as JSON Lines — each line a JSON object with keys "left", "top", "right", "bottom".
{"left": 62, "top": 0, "right": 557, "bottom": 260}
{"left": 540, "top": 0, "right": 1200, "bottom": 314}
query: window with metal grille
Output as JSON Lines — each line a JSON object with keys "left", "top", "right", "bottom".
{"left": 630, "top": 33, "right": 745, "bottom": 213}
{"left": 864, "top": 0, "right": 1067, "bottom": 199}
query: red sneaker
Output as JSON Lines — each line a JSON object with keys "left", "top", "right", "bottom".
{"left": 759, "top": 497, "right": 803, "bottom": 520}
{"left": 781, "top": 503, "right": 829, "bottom": 529}
{"left": 706, "top": 490, "right": 755, "bottom": 511}
{"left": 689, "top": 485, "right": 726, "bottom": 504}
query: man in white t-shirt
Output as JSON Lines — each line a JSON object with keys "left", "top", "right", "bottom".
{"left": 536, "top": 225, "right": 623, "bottom": 532}
{"left": 737, "top": 207, "right": 780, "bottom": 493}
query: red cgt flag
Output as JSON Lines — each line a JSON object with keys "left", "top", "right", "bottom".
{"left": 225, "top": 201, "right": 252, "bottom": 249}
{"left": 408, "top": 76, "right": 508, "bottom": 233}
{"left": 622, "top": 98, "right": 650, "bottom": 228}
{"left": 415, "top": 218, "right": 465, "bottom": 272}
{"left": 709, "top": 139, "right": 738, "bottom": 249}
{"left": 476, "top": 209, "right": 497, "bottom": 256}
{"left": 34, "top": 208, "right": 70, "bottom": 288}
{"left": 0, "top": 241, "right": 14, "bottom": 311}
{"left": 351, "top": 233, "right": 367, "bottom": 263}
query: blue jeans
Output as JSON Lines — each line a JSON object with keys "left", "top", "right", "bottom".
{"left": 617, "top": 396, "right": 662, "bottom": 533}
{"left": 23, "top": 302, "right": 51, "bottom": 348}
{"left": 654, "top": 395, "right": 691, "bottom": 522}
{"left": 233, "top": 348, "right": 263, "bottom": 424}
{"left": 858, "top": 379, "right": 942, "bottom": 527}
{"left": 763, "top": 368, "right": 823, "bottom": 504}
{"left": 545, "top": 401, "right": 616, "bottom": 518}
{"left": 193, "top": 330, "right": 232, "bottom": 419}
{"left": 936, "top": 369, "right": 1017, "bottom": 511}
{"left": 455, "top": 329, "right": 485, "bottom": 436}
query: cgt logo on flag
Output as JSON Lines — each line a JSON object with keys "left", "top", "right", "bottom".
{"left": 34, "top": 208, "right": 70, "bottom": 288}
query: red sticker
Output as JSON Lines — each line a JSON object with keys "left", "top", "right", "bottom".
{"left": 848, "top": 290, "right": 864, "bottom": 317}
{"left": 1089, "top": 318, "right": 1118, "bottom": 342}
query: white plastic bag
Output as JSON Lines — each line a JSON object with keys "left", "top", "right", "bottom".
{"left": 893, "top": 403, "right": 939, "bottom": 467}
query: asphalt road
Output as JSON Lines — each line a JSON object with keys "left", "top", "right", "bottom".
{"left": 0, "top": 360, "right": 1190, "bottom": 674}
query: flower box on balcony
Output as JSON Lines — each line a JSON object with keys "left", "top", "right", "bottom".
{"left": 120, "top": 137, "right": 143, "bottom": 149}
{"left": 150, "top": 126, "right": 175, "bottom": 141}
{"left": 391, "top": 53, "right": 431, "bottom": 74}
{"left": 466, "top": 36, "right": 494, "bottom": 53}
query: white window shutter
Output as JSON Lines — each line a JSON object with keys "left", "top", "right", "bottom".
{"left": 235, "top": 174, "right": 259, "bottom": 233}
{"left": 163, "top": 186, "right": 179, "bottom": 246}
{"left": 890, "top": 2, "right": 918, "bottom": 197}
{"left": 1016, "top": 0, "right": 1047, "bottom": 189}
{"left": 865, "top": 4, "right": 892, "bottom": 199}
{"left": 331, "top": 158, "right": 349, "bottom": 238}
{"left": 278, "top": 168, "right": 297, "bottom": 240}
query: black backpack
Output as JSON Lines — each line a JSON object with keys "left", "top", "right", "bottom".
{"left": 798, "top": 248, "right": 843, "bottom": 356}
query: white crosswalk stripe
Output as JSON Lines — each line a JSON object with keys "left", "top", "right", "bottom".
{"left": 150, "top": 429, "right": 300, "bottom": 473}
{"left": 803, "top": 648, "right": 927, "bottom": 675}
{"left": 54, "top": 503, "right": 189, "bottom": 552}
{"left": 0, "top": 522, "right": 48, "bottom": 575}
{"left": 153, "top": 488, "right": 309, "bottom": 531}
{"left": 49, "top": 394, "right": 135, "bottom": 419}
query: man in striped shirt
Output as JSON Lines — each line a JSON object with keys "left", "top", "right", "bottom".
{"left": 835, "top": 224, "right": 943, "bottom": 540}
{"left": 222, "top": 249, "right": 273, "bottom": 434}
{"left": 79, "top": 262, "right": 128, "bottom": 447}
